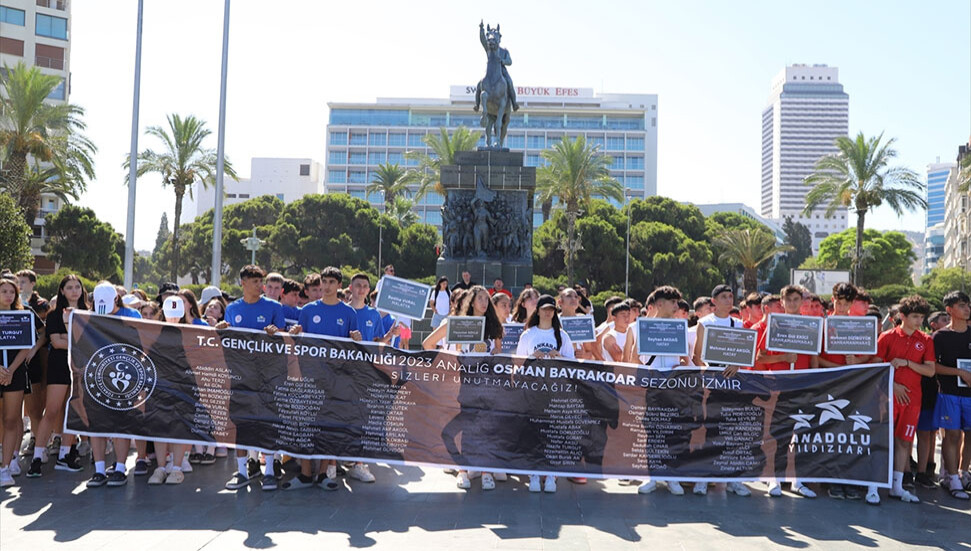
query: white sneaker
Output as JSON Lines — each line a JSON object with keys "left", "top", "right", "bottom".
{"left": 493, "top": 472, "right": 507, "bottom": 482}
{"left": 326, "top": 464, "right": 337, "bottom": 480}
{"left": 865, "top": 486, "right": 880, "bottom": 505}
{"left": 481, "top": 473, "right": 495, "bottom": 490}
{"left": 667, "top": 481, "right": 685, "bottom": 495}
{"left": 9, "top": 459, "right": 21, "bottom": 477}
{"left": 794, "top": 483, "right": 816, "bottom": 498}
{"left": 148, "top": 467, "right": 167, "bottom": 485}
{"left": 637, "top": 480, "right": 657, "bottom": 494}
{"left": 348, "top": 463, "right": 375, "bottom": 483}
{"left": 181, "top": 455, "right": 193, "bottom": 473}
{"left": 693, "top": 482, "right": 708, "bottom": 495}
{"left": 0, "top": 468, "right": 13, "bottom": 488}
{"left": 456, "top": 471, "right": 471, "bottom": 489}
{"left": 543, "top": 476, "right": 557, "bottom": 493}
{"left": 528, "top": 475, "right": 541, "bottom": 493}
{"left": 889, "top": 488, "right": 920, "bottom": 503}
{"left": 727, "top": 482, "right": 751, "bottom": 496}
{"left": 767, "top": 482, "right": 782, "bottom": 497}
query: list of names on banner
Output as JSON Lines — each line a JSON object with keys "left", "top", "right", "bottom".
{"left": 191, "top": 365, "right": 232, "bottom": 441}
{"left": 361, "top": 383, "right": 411, "bottom": 455}
{"left": 713, "top": 405, "right": 763, "bottom": 472}
{"left": 538, "top": 397, "right": 587, "bottom": 467}
{"left": 641, "top": 406, "right": 681, "bottom": 471}
{"left": 273, "top": 377, "right": 326, "bottom": 449}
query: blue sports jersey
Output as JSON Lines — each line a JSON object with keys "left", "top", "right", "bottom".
{"left": 282, "top": 304, "right": 301, "bottom": 331}
{"left": 225, "top": 297, "right": 286, "bottom": 331}
{"left": 354, "top": 305, "right": 384, "bottom": 342}
{"left": 115, "top": 307, "right": 142, "bottom": 319}
{"left": 297, "top": 300, "right": 358, "bottom": 338}
{"left": 192, "top": 317, "right": 209, "bottom": 326}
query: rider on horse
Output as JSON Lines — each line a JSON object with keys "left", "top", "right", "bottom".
{"left": 475, "top": 21, "right": 519, "bottom": 113}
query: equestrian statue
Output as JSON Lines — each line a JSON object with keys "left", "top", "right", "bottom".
{"left": 474, "top": 20, "right": 519, "bottom": 149}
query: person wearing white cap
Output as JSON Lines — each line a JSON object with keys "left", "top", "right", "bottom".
{"left": 86, "top": 282, "right": 143, "bottom": 489}
{"left": 200, "top": 286, "right": 223, "bottom": 305}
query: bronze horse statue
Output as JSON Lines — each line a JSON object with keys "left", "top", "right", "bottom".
{"left": 474, "top": 22, "right": 512, "bottom": 149}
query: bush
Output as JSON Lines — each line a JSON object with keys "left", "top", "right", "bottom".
{"left": 587, "top": 289, "right": 627, "bottom": 325}
{"left": 414, "top": 275, "right": 437, "bottom": 286}
{"left": 34, "top": 268, "right": 100, "bottom": 302}
{"left": 531, "top": 274, "right": 568, "bottom": 295}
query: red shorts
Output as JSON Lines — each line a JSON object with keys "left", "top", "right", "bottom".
{"left": 893, "top": 394, "right": 921, "bottom": 442}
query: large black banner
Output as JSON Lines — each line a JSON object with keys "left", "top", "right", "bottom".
{"left": 66, "top": 312, "right": 893, "bottom": 486}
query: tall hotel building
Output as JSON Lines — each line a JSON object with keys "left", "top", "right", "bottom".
{"left": 1, "top": 0, "right": 72, "bottom": 273}
{"left": 924, "top": 160, "right": 954, "bottom": 274}
{"left": 761, "top": 65, "right": 849, "bottom": 252}
{"left": 325, "top": 86, "right": 657, "bottom": 228}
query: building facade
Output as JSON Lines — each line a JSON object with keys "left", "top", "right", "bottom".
{"left": 183, "top": 157, "right": 323, "bottom": 222}
{"left": 325, "top": 85, "right": 658, "bottom": 229}
{"left": 761, "top": 64, "right": 849, "bottom": 253}
{"left": 0, "top": 0, "right": 72, "bottom": 273}
{"left": 941, "top": 143, "right": 970, "bottom": 271}
{"left": 924, "top": 160, "right": 954, "bottom": 275}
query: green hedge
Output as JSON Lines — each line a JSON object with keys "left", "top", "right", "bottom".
{"left": 35, "top": 269, "right": 101, "bottom": 302}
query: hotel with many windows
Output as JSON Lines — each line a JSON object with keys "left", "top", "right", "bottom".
{"left": 325, "top": 86, "right": 657, "bottom": 229}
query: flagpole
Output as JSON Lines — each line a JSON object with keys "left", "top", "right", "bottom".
{"left": 211, "top": 0, "right": 231, "bottom": 285}
{"left": 123, "top": 0, "right": 144, "bottom": 290}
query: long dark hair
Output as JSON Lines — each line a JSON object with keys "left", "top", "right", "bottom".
{"left": 54, "top": 274, "right": 89, "bottom": 312}
{"left": 434, "top": 276, "right": 450, "bottom": 301}
{"left": 461, "top": 286, "right": 503, "bottom": 341}
{"left": 178, "top": 289, "right": 203, "bottom": 321}
{"left": 524, "top": 305, "right": 563, "bottom": 350}
{"left": 512, "top": 288, "right": 539, "bottom": 323}
{"left": 449, "top": 288, "right": 470, "bottom": 315}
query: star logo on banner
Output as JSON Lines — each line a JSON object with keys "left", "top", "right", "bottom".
{"left": 816, "top": 395, "right": 850, "bottom": 424}
{"left": 848, "top": 411, "right": 872, "bottom": 432}
{"left": 789, "top": 410, "right": 815, "bottom": 430}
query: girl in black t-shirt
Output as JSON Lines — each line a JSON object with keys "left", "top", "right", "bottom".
{"left": 0, "top": 279, "right": 34, "bottom": 487}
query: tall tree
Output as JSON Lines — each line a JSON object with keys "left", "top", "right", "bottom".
{"left": 43, "top": 205, "right": 124, "bottom": 281}
{"left": 803, "top": 132, "right": 925, "bottom": 284}
{"left": 404, "top": 126, "right": 481, "bottom": 200}
{"left": 0, "top": 63, "right": 96, "bottom": 223}
{"left": 714, "top": 229, "right": 793, "bottom": 293}
{"left": 537, "top": 136, "right": 625, "bottom": 285}
{"left": 367, "top": 163, "right": 410, "bottom": 209}
{"left": 781, "top": 216, "right": 813, "bottom": 268}
{"left": 815, "top": 228, "right": 915, "bottom": 289}
{"left": 0, "top": 194, "right": 33, "bottom": 271}
{"left": 125, "top": 114, "right": 237, "bottom": 282}
{"left": 154, "top": 212, "right": 171, "bottom": 257}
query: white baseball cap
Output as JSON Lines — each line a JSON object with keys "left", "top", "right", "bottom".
{"left": 162, "top": 296, "right": 185, "bottom": 320}
{"left": 121, "top": 294, "right": 140, "bottom": 306}
{"left": 200, "top": 286, "right": 222, "bottom": 304}
{"left": 92, "top": 283, "right": 118, "bottom": 315}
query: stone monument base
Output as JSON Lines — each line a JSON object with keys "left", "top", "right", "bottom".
{"left": 437, "top": 257, "right": 533, "bottom": 295}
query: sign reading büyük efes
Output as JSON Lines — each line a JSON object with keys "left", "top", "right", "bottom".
{"left": 65, "top": 311, "right": 894, "bottom": 485}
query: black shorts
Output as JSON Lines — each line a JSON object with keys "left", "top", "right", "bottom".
{"left": 26, "top": 348, "right": 48, "bottom": 385}
{"left": 0, "top": 365, "right": 30, "bottom": 395}
{"left": 46, "top": 353, "right": 72, "bottom": 386}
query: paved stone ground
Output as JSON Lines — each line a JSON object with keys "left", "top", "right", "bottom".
{"left": 2, "top": 454, "right": 969, "bottom": 550}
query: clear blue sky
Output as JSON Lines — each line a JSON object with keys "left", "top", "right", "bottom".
{"left": 68, "top": 0, "right": 971, "bottom": 250}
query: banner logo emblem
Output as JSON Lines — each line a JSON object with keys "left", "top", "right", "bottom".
{"left": 84, "top": 344, "right": 157, "bottom": 411}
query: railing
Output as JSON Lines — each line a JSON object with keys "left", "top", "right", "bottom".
{"left": 36, "top": 0, "right": 67, "bottom": 11}
{"left": 34, "top": 55, "right": 64, "bottom": 70}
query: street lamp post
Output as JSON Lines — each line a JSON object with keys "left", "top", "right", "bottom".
{"left": 241, "top": 226, "right": 263, "bottom": 266}
{"left": 624, "top": 202, "right": 631, "bottom": 296}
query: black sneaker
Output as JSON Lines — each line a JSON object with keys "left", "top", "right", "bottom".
{"left": 261, "top": 476, "right": 278, "bottom": 491}
{"left": 845, "top": 485, "right": 862, "bottom": 500}
{"left": 225, "top": 472, "right": 256, "bottom": 490}
{"left": 827, "top": 485, "right": 845, "bottom": 499}
{"left": 188, "top": 453, "right": 202, "bottom": 464}
{"left": 86, "top": 472, "right": 108, "bottom": 487}
{"left": 200, "top": 453, "right": 216, "bottom": 465}
{"left": 26, "top": 458, "right": 43, "bottom": 478}
{"left": 106, "top": 470, "right": 127, "bottom": 487}
{"left": 54, "top": 450, "right": 83, "bottom": 472}
{"left": 274, "top": 459, "right": 284, "bottom": 480}
{"left": 915, "top": 472, "right": 937, "bottom": 489}
{"left": 902, "top": 471, "right": 915, "bottom": 491}
{"left": 246, "top": 458, "right": 262, "bottom": 480}
{"left": 133, "top": 459, "right": 149, "bottom": 476}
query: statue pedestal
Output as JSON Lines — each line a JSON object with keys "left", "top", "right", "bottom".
{"left": 437, "top": 150, "right": 536, "bottom": 295}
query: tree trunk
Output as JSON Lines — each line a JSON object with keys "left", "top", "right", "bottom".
{"left": 5, "top": 152, "right": 35, "bottom": 224}
{"left": 172, "top": 186, "right": 185, "bottom": 282}
{"left": 854, "top": 209, "right": 866, "bottom": 285}
{"left": 743, "top": 267, "right": 757, "bottom": 295}
{"left": 541, "top": 197, "right": 552, "bottom": 222}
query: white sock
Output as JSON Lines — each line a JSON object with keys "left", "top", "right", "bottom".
{"left": 33, "top": 447, "right": 45, "bottom": 461}
{"left": 264, "top": 460, "right": 274, "bottom": 477}
{"left": 59, "top": 446, "right": 70, "bottom": 460}
{"left": 171, "top": 465, "right": 181, "bottom": 472}
{"left": 115, "top": 461, "right": 126, "bottom": 473}
{"left": 95, "top": 461, "right": 106, "bottom": 475}
{"left": 236, "top": 457, "right": 248, "bottom": 477}
{"left": 950, "top": 474, "right": 963, "bottom": 490}
{"left": 892, "top": 471, "right": 904, "bottom": 493}
{"left": 867, "top": 484, "right": 878, "bottom": 495}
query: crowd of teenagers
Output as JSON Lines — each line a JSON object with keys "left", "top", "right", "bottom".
{"left": 1, "top": 265, "right": 970, "bottom": 507}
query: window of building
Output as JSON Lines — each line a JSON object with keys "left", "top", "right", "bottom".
{"left": 525, "top": 154, "right": 541, "bottom": 167}
{"left": 505, "top": 135, "right": 525, "bottom": 149}
{"left": 350, "top": 190, "right": 366, "bottom": 199}
{"left": 626, "top": 156, "right": 644, "bottom": 170}
{"left": 388, "top": 152, "right": 404, "bottom": 165}
{"left": 588, "top": 135, "right": 605, "bottom": 148}
{"left": 408, "top": 133, "right": 425, "bottom": 147}
{"left": 526, "top": 135, "right": 544, "bottom": 149}
{"left": 606, "top": 137, "right": 624, "bottom": 150}
{"left": 349, "top": 152, "right": 366, "bottom": 165}
{"left": 369, "top": 152, "right": 386, "bottom": 165}
{"left": 37, "top": 0, "right": 68, "bottom": 9}
{"left": 1, "top": 6, "right": 25, "bottom": 26}
{"left": 238, "top": 194, "right": 250, "bottom": 199}
{"left": 35, "top": 43, "right": 64, "bottom": 69}
{"left": 276, "top": 193, "right": 285, "bottom": 200}
{"left": 36, "top": 13, "right": 68, "bottom": 39}
{"left": 329, "top": 131, "right": 347, "bottom": 145}
{"left": 328, "top": 151, "right": 346, "bottom": 165}
{"left": 611, "top": 157, "right": 624, "bottom": 170}
{"left": 349, "top": 133, "right": 367, "bottom": 145}
{"left": 388, "top": 133, "right": 406, "bottom": 146}
{"left": 627, "top": 175, "right": 644, "bottom": 189}
{"left": 0, "top": 37, "right": 24, "bottom": 57}
{"left": 425, "top": 211, "right": 442, "bottom": 226}
{"left": 651, "top": 117, "right": 656, "bottom": 127}
{"left": 226, "top": 193, "right": 237, "bottom": 198}
{"left": 369, "top": 133, "right": 387, "bottom": 146}
{"left": 327, "top": 170, "right": 346, "bottom": 183}
{"left": 626, "top": 137, "right": 644, "bottom": 150}
{"left": 299, "top": 163, "right": 310, "bottom": 176}
{"left": 46, "top": 78, "right": 66, "bottom": 100}
{"left": 349, "top": 171, "right": 367, "bottom": 183}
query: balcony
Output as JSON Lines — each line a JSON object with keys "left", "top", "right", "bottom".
{"left": 34, "top": 54, "right": 64, "bottom": 70}
{"left": 36, "top": 0, "right": 67, "bottom": 10}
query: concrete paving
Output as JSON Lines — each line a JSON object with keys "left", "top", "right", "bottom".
{"left": 1, "top": 453, "right": 969, "bottom": 550}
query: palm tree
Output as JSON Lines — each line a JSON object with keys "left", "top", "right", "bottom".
{"left": 537, "top": 135, "right": 625, "bottom": 285}
{"left": 803, "top": 131, "right": 925, "bottom": 285}
{"left": 387, "top": 196, "right": 419, "bottom": 228}
{"left": 124, "top": 114, "right": 237, "bottom": 281}
{"left": 715, "top": 229, "right": 794, "bottom": 293}
{"left": 404, "top": 126, "right": 481, "bottom": 200}
{"left": 0, "top": 63, "right": 95, "bottom": 223}
{"left": 367, "top": 163, "right": 409, "bottom": 210}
